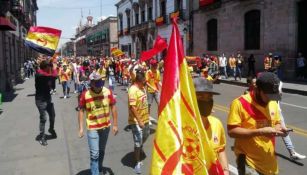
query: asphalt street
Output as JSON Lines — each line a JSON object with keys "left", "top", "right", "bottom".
{"left": 0, "top": 78, "right": 306, "bottom": 175}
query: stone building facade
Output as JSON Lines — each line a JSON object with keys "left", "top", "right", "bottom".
{"left": 74, "top": 16, "right": 118, "bottom": 57}
{"left": 192, "top": 0, "right": 307, "bottom": 79}
{"left": 116, "top": 0, "right": 190, "bottom": 59}
{"left": 0, "top": 0, "right": 38, "bottom": 93}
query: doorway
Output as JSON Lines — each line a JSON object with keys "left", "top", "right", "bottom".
{"left": 298, "top": 1, "right": 307, "bottom": 56}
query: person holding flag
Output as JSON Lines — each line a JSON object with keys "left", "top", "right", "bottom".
{"left": 150, "top": 18, "right": 223, "bottom": 175}
{"left": 128, "top": 71, "right": 150, "bottom": 174}
{"left": 194, "top": 77, "right": 229, "bottom": 175}
{"left": 35, "top": 59, "right": 58, "bottom": 146}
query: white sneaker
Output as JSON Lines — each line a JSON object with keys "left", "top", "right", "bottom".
{"left": 291, "top": 151, "right": 306, "bottom": 160}
{"left": 64, "top": 96, "right": 67, "bottom": 99}
{"left": 134, "top": 162, "right": 142, "bottom": 174}
{"left": 74, "top": 90, "right": 78, "bottom": 94}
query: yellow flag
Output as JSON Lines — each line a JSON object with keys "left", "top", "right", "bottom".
{"left": 150, "top": 18, "right": 224, "bottom": 175}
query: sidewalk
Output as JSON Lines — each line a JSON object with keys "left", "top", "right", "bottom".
{"left": 219, "top": 77, "right": 307, "bottom": 96}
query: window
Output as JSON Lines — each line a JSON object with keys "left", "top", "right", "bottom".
{"left": 148, "top": 7, "right": 152, "bottom": 20}
{"left": 207, "top": 19, "right": 217, "bottom": 51}
{"left": 161, "top": 1, "right": 166, "bottom": 17}
{"left": 245, "top": 10, "right": 260, "bottom": 50}
{"left": 141, "top": 10, "right": 145, "bottom": 22}
{"left": 127, "top": 16, "right": 131, "bottom": 29}
{"left": 135, "top": 13, "right": 139, "bottom": 25}
{"left": 175, "top": 0, "right": 182, "bottom": 11}
{"left": 119, "top": 14, "right": 123, "bottom": 32}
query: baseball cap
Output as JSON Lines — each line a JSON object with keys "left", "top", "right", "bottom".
{"left": 193, "top": 77, "right": 219, "bottom": 95}
{"left": 256, "top": 72, "right": 281, "bottom": 101}
{"left": 150, "top": 59, "right": 158, "bottom": 65}
{"left": 89, "top": 72, "right": 102, "bottom": 81}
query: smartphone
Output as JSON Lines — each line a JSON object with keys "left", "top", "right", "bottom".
{"left": 286, "top": 128, "right": 294, "bottom": 132}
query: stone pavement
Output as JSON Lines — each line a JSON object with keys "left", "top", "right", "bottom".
{"left": 218, "top": 77, "right": 307, "bottom": 96}
{"left": 0, "top": 78, "right": 158, "bottom": 175}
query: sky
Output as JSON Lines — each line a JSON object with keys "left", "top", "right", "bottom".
{"left": 37, "top": 0, "right": 117, "bottom": 48}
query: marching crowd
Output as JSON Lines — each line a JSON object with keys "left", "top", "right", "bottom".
{"left": 30, "top": 54, "right": 306, "bottom": 175}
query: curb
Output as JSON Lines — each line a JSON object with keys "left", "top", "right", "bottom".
{"left": 219, "top": 79, "right": 307, "bottom": 96}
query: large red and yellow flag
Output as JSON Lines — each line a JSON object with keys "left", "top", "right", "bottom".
{"left": 150, "top": 19, "right": 224, "bottom": 175}
{"left": 25, "top": 26, "right": 61, "bottom": 56}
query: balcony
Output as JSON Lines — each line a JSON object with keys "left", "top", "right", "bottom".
{"left": 130, "top": 20, "right": 155, "bottom": 34}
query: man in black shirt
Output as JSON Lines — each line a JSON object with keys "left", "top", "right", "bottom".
{"left": 35, "top": 60, "right": 57, "bottom": 146}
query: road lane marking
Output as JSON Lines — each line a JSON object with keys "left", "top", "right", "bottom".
{"left": 280, "top": 102, "right": 307, "bottom": 110}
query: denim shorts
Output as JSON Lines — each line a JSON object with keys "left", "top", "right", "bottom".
{"left": 131, "top": 123, "right": 150, "bottom": 148}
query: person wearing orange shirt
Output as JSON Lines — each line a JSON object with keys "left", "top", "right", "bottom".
{"left": 227, "top": 72, "right": 288, "bottom": 175}
{"left": 59, "top": 64, "right": 72, "bottom": 99}
{"left": 264, "top": 53, "right": 273, "bottom": 72}
{"left": 229, "top": 54, "right": 237, "bottom": 80}
{"left": 194, "top": 77, "right": 229, "bottom": 175}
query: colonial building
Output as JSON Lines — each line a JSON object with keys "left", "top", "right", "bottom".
{"left": 192, "top": 0, "right": 307, "bottom": 79}
{"left": 0, "top": 0, "right": 38, "bottom": 92}
{"left": 74, "top": 16, "right": 118, "bottom": 57}
{"left": 116, "top": 0, "right": 190, "bottom": 59}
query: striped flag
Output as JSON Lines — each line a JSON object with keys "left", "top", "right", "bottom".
{"left": 150, "top": 18, "right": 224, "bottom": 175}
{"left": 111, "top": 47, "right": 125, "bottom": 57}
{"left": 25, "top": 26, "right": 61, "bottom": 56}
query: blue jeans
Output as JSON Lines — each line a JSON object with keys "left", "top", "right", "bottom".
{"left": 236, "top": 67, "right": 242, "bottom": 80}
{"left": 278, "top": 103, "right": 294, "bottom": 150}
{"left": 87, "top": 127, "right": 110, "bottom": 175}
{"left": 131, "top": 124, "right": 150, "bottom": 148}
{"left": 109, "top": 76, "right": 115, "bottom": 92}
{"left": 220, "top": 66, "right": 228, "bottom": 78}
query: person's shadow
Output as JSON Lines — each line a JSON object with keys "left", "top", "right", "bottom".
{"left": 121, "top": 151, "right": 147, "bottom": 168}
{"left": 76, "top": 167, "right": 114, "bottom": 175}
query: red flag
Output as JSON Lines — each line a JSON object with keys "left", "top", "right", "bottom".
{"left": 150, "top": 18, "right": 224, "bottom": 175}
{"left": 140, "top": 35, "right": 167, "bottom": 62}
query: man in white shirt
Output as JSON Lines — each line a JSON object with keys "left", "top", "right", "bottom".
{"left": 219, "top": 53, "right": 228, "bottom": 79}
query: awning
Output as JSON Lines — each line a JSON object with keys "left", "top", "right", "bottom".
{"left": 0, "top": 17, "right": 16, "bottom": 31}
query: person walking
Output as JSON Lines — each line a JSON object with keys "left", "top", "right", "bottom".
{"left": 236, "top": 53, "right": 244, "bottom": 81}
{"left": 194, "top": 77, "right": 229, "bottom": 175}
{"left": 59, "top": 64, "right": 72, "bottom": 99}
{"left": 219, "top": 53, "right": 228, "bottom": 79}
{"left": 229, "top": 55, "right": 237, "bottom": 80}
{"left": 264, "top": 53, "right": 273, "bottom": 72}
{"left": 78, "top": 72, "right": 118, "bottom": 175}
{"left": 227, "top": 72, "right": 288, "bottom": 175}
{"left": 35, "top": 60, "right": 58, "bottom": 146}
{"left": 145, "top": 59, "right": 161, "bottom": 120}
{"left": 128, "top": 71, "right": 150, "bottom": 174}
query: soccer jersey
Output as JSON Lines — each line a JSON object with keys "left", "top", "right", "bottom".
{"left": 146, "top": 69, "right": 161, "bottom": 93}
{"left": 206, "top": 115, "right": 226, "bottom": 154}
{"left": 97, "top": 67, "right": 106, "bottom": 81}
{"left": 128, "top": 85, "right": 149, "bottom": 125}
{"left": 79, "top": 87, "right": 116, "bottom": 130}
{"left": 227, "top": 92, "right": 281, "bottom": 175}
{"left": 59, "top": 68, "right": 71, "bottom": 82}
